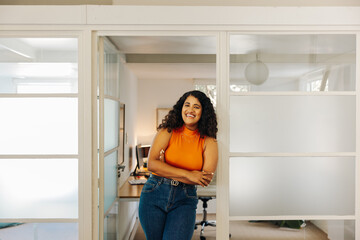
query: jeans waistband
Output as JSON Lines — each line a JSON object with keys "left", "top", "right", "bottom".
{"left": 150, "top": 174, "right": 193, "bottom": 187}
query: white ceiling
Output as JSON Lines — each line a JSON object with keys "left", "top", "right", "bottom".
{"left": 110, "top": 36, "right": 217, "bottom": 54}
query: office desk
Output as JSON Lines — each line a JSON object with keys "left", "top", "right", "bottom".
{"left": 118, "top": 176, "right": 216, "bottom": 201}
{"left": 118, "top": 176, "right": 145, "bottom": 201}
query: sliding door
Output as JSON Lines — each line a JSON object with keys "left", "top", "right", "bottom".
{"left": 0, "top": 36, "right": 80, "bottom": 239}
{"left": 228, "top": 34, "right": 356, "bottom": 239}
{"left": 98, "top": 36, "right": 125, "bottom": 240}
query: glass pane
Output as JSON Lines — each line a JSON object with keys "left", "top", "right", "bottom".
{"left": 104, "top": 52, "right": 119, "bottom": 99}
{"left": 104, "top": 98, "right": 119, "bottom": 152}
{"left": 229, "top": 220, "right": 354, "bottom": 240}
{"left": 229, "top": 157, "right": 355, "bottom": 216}
{"left": 0, "top": 98, "right": 78, "bottom": 155}
{"left": 104, "top": 202, "right": 118, "bottom": 240}
{"left": 230, "top": 34, "right": 356, "bottom": 91}
{"left": 0, "top": 38, "right": 78, "bottom": 94}
{"left": 0, "top": 159, "right": 78, "bottom": 219}
{"left": 230, "top": 95, "right": 355, "bottom": 152}
{"left": 0, "top": 223, "right": 78, "bottom": 240}
{"left": 104, "top": 151, "right": 117, "bottom": 214}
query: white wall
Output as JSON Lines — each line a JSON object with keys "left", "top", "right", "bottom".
{"left": 136, "top": 78, "right": 194, "bottom": 145}
{"left": 117, "top": 60, "right": 139, "bottom": 240}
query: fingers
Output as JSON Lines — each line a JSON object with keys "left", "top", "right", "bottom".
{"left": 199, "top": 177, "right": 208, "bottom": 187}
{"left": 159, "top": 149, "right": 165, "bottom": 162}
{"left": 202, "top": 171, "right": 214, "bottom": 176}
{"left": 200, "top": 173, "right": 212, "bottom": 187}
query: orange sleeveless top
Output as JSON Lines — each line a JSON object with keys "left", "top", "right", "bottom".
{"left": 165, "top": 126, "right": 205, "bottom": 171}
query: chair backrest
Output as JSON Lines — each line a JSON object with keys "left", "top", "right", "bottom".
{"left": 197, "top": 170, "right": 217, "bottom": 197}
{"left": 135, "top": 144, "right": 143, "bottom": 170}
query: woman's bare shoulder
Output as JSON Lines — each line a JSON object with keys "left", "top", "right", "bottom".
{"left": 155, "top": 128, "right": 172, "bottom": 142}
{"left": 205, "top": 136, "right": 217, "bottom": 143}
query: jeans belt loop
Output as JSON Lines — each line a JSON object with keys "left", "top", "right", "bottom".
{"left": 171, "top": 179, "right": 179, "bottom": 186}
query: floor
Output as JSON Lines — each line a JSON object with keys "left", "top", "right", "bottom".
{"left": 134, "top": 214, "right": 329, "bottom": 240}
{"left": 0, "top": 216, "right": 329, "bottom": 240}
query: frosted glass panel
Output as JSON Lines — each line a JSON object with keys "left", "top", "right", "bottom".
{"left": 104, "top": 202, "right": 118, "bottom": 240}
{"left": 0, "top": 223, "right": 78, "bottom": 240}
{"left": 104, "top": 151, "right": 117, "bottom": 214}
{"left": 230, "top": 96, "right": 355, "bottom": 152}
{"left": 0, "top": 159, "right": 78, "bottom": 218}
{"left": 229, "top": 157, "right": 355, "bottom": 216}
{"left": 0, "top": 98, "right": 78, "bottom": 154}
{"left": 230, "top": 34, "right": 356, "bottom": 91}
{"left": 0, "top": 38, "right": 78, "bottom": 94}
{"left": 104, "top": 53, "right": 120, "bottom": 99}
{"left": 104, "top": 98, "right": 119, "bottom": 152}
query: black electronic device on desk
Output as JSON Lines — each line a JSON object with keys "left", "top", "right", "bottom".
{"left": 131, "top": 144, "right": 151, "bottom": 179}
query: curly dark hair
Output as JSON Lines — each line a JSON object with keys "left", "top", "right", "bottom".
{"left": 157, "top": 90, "right": 218, "bottom": 139}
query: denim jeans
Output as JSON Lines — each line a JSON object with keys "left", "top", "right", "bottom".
{"left": 139, "top": 174, "right": 198, "bottom": 240}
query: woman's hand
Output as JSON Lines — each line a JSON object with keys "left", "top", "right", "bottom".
{"left": 186, "top": 171, "right": 214, "bottom": 187}
{"left": 159, "top": 149, "right": 165, "bottom": 162}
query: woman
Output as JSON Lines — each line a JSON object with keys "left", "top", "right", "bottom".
{"left": 139, "top": 90, "right": 218, "bottom": 240}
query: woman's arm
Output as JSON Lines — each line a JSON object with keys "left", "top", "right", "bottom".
{"left": 147, "top": 128, "right": 213, "bottom": 187}
{"left": 202, "top": 137, "right": 218, "bottom": 182}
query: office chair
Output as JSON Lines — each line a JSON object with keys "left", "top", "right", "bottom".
{"left": 195, "top": 176, "right": 216, "bottom": 240}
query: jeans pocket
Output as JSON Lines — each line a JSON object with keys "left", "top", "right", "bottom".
{"left": 141, "top": 178, "right": 160, "bottom": 193}
{"left": 184, "top": 185, "right": 198, "bottom": 199}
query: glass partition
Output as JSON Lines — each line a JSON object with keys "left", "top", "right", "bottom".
{"left": 230, "top": 157, "right": 355, "bottom": 216}
{"left": 0, "top": 98, "right": 78, "bottom": 155}
{"left": 104, "top": 98, "right": 119, "bottom": 152}
{"left": 0, "top": 223, "right": 78, "bottom": 240}
{"left": 230, "top": 95, "right": 355, "bottom": 153}
{"left": 229, "top": 220, "right": 354, "bottom": 240}
{"left": 0, "top": 159, "right": 78, "bottom": 219}
{"left": 230, "top": 34, "right": 356, "bottom": 92}
{"left": 0, "top": 36, "right": 79, "bottom": 238}
{"left": 0, "top": 38, "right": 78, "bottom": 94}
{"left": 104, "top": 151, "right": 117, "bottom": 215}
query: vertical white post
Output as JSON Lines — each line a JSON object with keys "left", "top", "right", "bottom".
{"left": 356, "top": 33, "right": 360, "bottom": 240}
{"left": 78, "top": 30, "right": 93, "bottom": 240}
{"left": 92, "top": 31, "right": 99, "bottom": 240}
{"left": 216, "top": 31, "right": 230, "bottom": 239}
{"left": 98, "top": 36, "right": 105, "bottom": 240}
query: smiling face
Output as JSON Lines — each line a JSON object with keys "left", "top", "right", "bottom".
{"left": 182, "top": 95, "right": 202, "bottom": 130}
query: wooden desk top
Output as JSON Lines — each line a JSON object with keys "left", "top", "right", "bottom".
{"left": 118, "top": 176, "right": 145, "bottom": 199}
{"left": 118, "top": 176, "right": 217, "bottom": 200}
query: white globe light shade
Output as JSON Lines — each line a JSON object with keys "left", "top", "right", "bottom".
{"left": 244, "top": 60, "right": 269, "bottom": 85}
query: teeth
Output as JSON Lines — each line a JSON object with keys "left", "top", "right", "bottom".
{"left": 186, "top": 114, "right": 195, "bottom": 118}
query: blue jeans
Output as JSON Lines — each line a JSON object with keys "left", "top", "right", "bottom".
{"left": 139, "top": 174, "right": 198, "bottom": 240}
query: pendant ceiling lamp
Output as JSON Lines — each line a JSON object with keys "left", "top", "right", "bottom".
{"left": 244, "top": 53, "right": 269, "bottom": 85}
